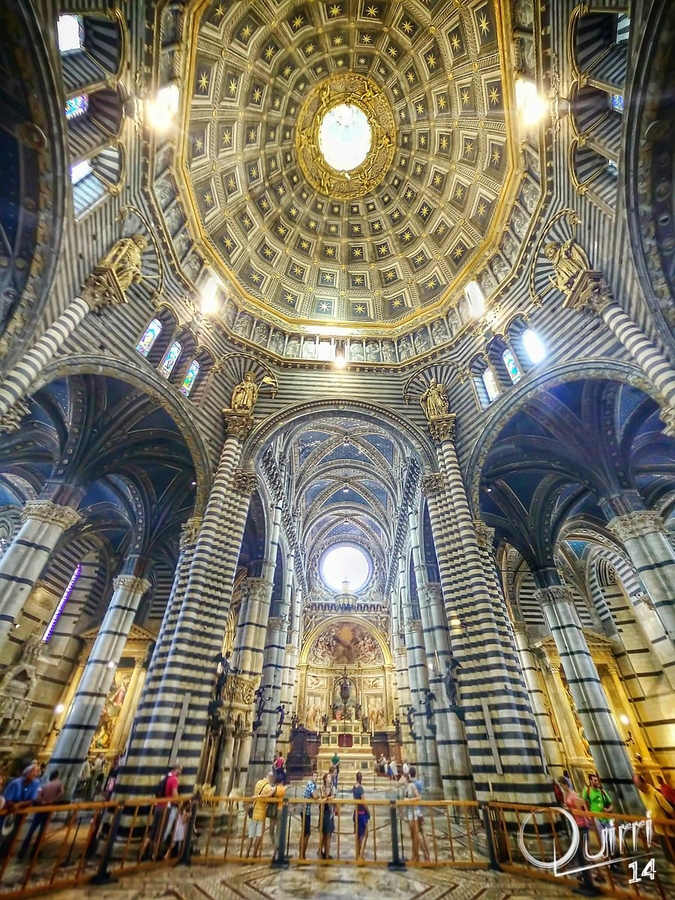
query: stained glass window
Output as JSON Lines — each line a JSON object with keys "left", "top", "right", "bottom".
{"left": 180, "top": 360, "right": 200, "bottom": 396}
{"left": 159, "top": 340, "right": 182, "bottom": 378}
{"left": 611, "top": 94, "right": 624, "bottom": 114}
{"left": 65, "top": 94, "right": 89, "bottom": 120}
{"left": 136, "top": 318, "right": 163, "bottom": 357}
{"left": 502, "top": 348, "right": 522, "bottom": 384}
{"left": 522, "top": 328, "right": 546, "bottom": 364}
{"left": 57, "top": 15, "right": 83, "bottom": 53}
{"left": 482, "top": 368, "right": 500, "bottom": 402}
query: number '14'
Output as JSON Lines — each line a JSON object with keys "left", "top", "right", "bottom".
{"left": 628, "top": 859, "right": 656, "bottom": 883}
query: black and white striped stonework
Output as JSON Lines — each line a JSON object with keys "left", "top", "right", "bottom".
{"left": 0, "top": 298, "right": 90, "bottom": 420}
{"left": 535, "top": 582, "right": 638, "bottom": 812}
{"left": 431, "top": 440, "right": 551, "bottom": 805}
{"left": 118, "top": 434, "right": 252, "bottom": 796}
{"left": 608, "top": 512, "right": 675, "bottom": 643}
{"left": 50, "top": 574, "right": 150, "bottom": 792}
{"left": 602, "top": 302, "right": 675, "bottom": 408}
{"left": 0, "top": 502, "right": 80, "bottom": 665}
{"left": 391, "top": 590, "right": 416, "bottom": 762}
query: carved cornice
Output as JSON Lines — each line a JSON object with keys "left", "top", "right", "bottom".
{"left": 607, "top": 510, "right": 666, "bottom": 542}
{"left": 421, "top": 473, "right": 445, "bottom": 497}
{"left": 113, "top": 575, "right": 152, "bottom": 595}
{"left": 0, "top": 400, "right": 31, "bottom": 435}
{"left": 233, "top": 468, "right": 258, "bottom": 496}
{"left": 223, "top": 412, "right": 255, "bottom": 441}
{"left": 533, "top": 583, "right": 576, "bottom": 608}
{"left": 428, "top": 414, "right": 456, "bottom": 444}
{"left": 21, "top": 501, "right": 80, "bottom": 530}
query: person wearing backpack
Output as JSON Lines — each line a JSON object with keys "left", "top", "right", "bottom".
{"left": 139, "top": 765, "right": 182, "bottom": 860}
{"left": 582, "top": 773, "right": 613, "bottom": 846}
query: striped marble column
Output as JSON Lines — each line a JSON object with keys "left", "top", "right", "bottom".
{"left": 0, "top": 500, "right": 80, "bottom": 663}
{"left": 390, "top": 588, "right": 415, "bottom": 761}
{"left": 50, "top": 573, "right": 151, "bottom": 793}
{"left": 534, "top": 580, "right": 638, "bottom": 811}
{"left": 513, "top": 624, "right": 565, "bottom": 775}
{"left": 118, "top": 419, "right": 257, "bottom": 796}
{"left": 425, "top": 417, "right": 550, "bottom": 804}
{"left": 607, "top": 511, "right": 675, "bottom": 642}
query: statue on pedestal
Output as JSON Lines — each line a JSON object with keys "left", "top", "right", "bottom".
{"left": 420, "top": 378, "right": 449, "bottom": 421}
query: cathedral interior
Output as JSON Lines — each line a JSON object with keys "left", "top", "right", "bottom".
{"left": 1, "top": 0, "right": 675, "bottom": 895}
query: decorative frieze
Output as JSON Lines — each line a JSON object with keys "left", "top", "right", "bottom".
{"left": 607, "top": 511, "right": 666, "bottom": 542}
{"left": 21, "top": 500, "right": 80, "bottom": 530}
{"left": 421, "top": 473, "right": 445, "bottom": 497}
{"left": 233, "top": 468, "right": 258, "bottom": 496}
{"left": 223, "top": 673, "right": 256, "bottom": 706}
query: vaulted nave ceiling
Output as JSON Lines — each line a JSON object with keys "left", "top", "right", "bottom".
{"left": 153, "top": 0, "right": 544, "bottom": 362}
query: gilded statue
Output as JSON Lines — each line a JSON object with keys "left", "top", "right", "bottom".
{"left": 420, "top": 378, "right": 449, "bottom": 421}
{"left": 544, "top": 238, "right": 591, "bottom": 298}
{"left": 98, "top": 236, "right": 148, "bottom": 293}
{"left": 227, "top": 371, "right": 274, "bottom": 416}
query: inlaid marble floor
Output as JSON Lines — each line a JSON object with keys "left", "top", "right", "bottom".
{"left": 48, "top": 863, "right": 583, "bottom": 900}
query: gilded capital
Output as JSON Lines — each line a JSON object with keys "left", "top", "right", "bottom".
{"left": 233, "top": 467, "right": 258, "bottom": 496}
{"left": 81, "top": 235, "right": 148, "bottom": 311}
{"left": 428, "top": 414, "right": 456, "bottom": 444}
{"left": 607, "top": 510, "right": 666, "bottom": 542}
{"left": 223, "top": 412, "right": 255, "bottom": 441}
{"left": 113, "top": 575, "right": 151, "bottom": 595}
{"left": 473, "top": 520, "right": 495, "bottom": 549}
{"left": 21, "top": 500, "right": 80, "bottom": 530}
{"left": 659, "top": 406, "right": 675, "bottom": 438}
{"left": 421, "top": 472, "right": 445, "bottom": 497}
{"left": 180, "top": 516, "right": 202, "bottom": 550}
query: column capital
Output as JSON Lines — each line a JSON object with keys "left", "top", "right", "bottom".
{"left": 0, "top": 399, "right": 31, "bottom": 435}
{"left": 223, "top": 412, "right": 255, "bottom": 441}
{"left": 421, "top": 472, "right": 445, "bottom": 497}
{"left": 268, "top": 615, "right": 288, "bottom": 631}
{"left": 180, "top": 516, "right": 202, "bottom": 550}
{"left": 419, "top": 583, "right": 443, "bottom": 606}
{"left": 241, "top": 576, "right": 267, "bottom": 601}
{"left": 562, "top": 270, "right": 613, "bottom": 315}
{"left": 607, "top": 510, "right": 666, "bottom": 542}
{"left": 473, "top": 519, "right": 495, "bottom": 549}
{"left": 428, "top": 414, "right": 456, "bottom": 444}
{"left": 80, "top": 235, "right": 148, "bottom": 311}
{"left": 112, "top": 575, "right": 151, "bottom": 595}
{"left": 534, "top": 583, "right": 575, "bottom": 608}
{"left": 233, "top": 467, "right": 258, "bottom": 496}
{"left": 21, "top": 500, "right": 80, "bottom": 530}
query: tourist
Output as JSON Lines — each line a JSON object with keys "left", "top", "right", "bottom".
{"left": 409, "top": 766, "right": 430, "bottom": 862}
{"left": 268, "top": 770, "right": 286, "bottom": 849}
{"left": 559, "top": 778, "right": 595, "bottom": 892}
{"left": 331, "top": 750, "right": 340, "bottom": 789}
{"left": 390, "top": 758, "right": 398, "bottom": 780}
{"left": 400, "top": 772, "right": 420, "bottom": 862}
{"left": 320, "top": 771, "right": 336, "bottom": 859}
{"left": 581, "top": 773, "right": 613, "bottom": 844}
{"left": 299, "top": 769, "right": 319, "bottom": 860}
{"left": 402, "top": 760, "right": 410, "bottom": 777}
{"left": 246, "top": 770, "right": 273, "bottom": 858}
{"left": 633, "top": 774, "right": 675, "bottom": 864}
{"left": 17, "top": 768, "right": 65, "bottom": 861}
{"left": 140, "top": 764, "right": 182, "bottom": 861}
{"left": 378, "top": 754, "right": 387, "bottom": 775}
{"left": 0, "top": 764, "right": 40, "bottom": 858}
{"left": 352, "top": 771, "right": 370, "bottom": 860}
{"left": 562, "top": 769, "right": 574, "bottom": 790}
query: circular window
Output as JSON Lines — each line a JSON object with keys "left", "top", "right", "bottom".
{"left": 321, "top": 543, "right": 371, "bottom": 593}
{"left": 318, "top": 104, "right": 372, "bottom": 172}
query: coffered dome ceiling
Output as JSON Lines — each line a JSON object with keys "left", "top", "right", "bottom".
{"left": 156, "top": 0, "right": 543, "bottom": 360}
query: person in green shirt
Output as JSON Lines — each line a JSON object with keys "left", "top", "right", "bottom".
{"left": 331, "top": 752, "right": 340, "bottom": 789}
{"left": 582, "top": 773, "right": 613, "bottom": 842}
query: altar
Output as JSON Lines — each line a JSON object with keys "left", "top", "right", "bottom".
{"left": 316, "top": 720, "right": 375, "bottom": 776}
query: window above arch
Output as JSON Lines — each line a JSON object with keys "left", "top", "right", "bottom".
{"left": 159, "top": 341, "right": 182, "bottom": 378}
{"left": 482, "top": 368, "right": 500, "bottom": 402}
{"left": 522, "top": 328, "right": 546, "bottom": 365}
{"left": 502, "top": 348, "right": 522, "bottom": 384}
{"left": 180, "top": 360, "right": 200, "bottom": 397}
{"left": 65, "top": 94, "right": 88, "bottom": 120}
{"left": 57, "top": 15, "right": 83, "bottom": 53}
{"left": 136, "top": 318, "right": 163, "bottom": 357}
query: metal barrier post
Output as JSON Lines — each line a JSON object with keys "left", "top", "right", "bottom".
{"left": 480, "top": 803, "right": 501, "bottom": 871}
{"left": 388, "top": 801, "right": 406, "bottom": 871}
{"left": 178, "top": 801, "right": 200, "bottom": 866}
{"left": 90, "top": 805, "right": 123, "bottom": 884}
{"left": 271, "top": 800, "right": 290, "bottom": 869}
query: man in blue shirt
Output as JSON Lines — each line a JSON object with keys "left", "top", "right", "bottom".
{"left": 299, "top": 770, "right": 318, "bottom": 860}
{"left": 1, "top": 764, "right": 40, "bottom": 859}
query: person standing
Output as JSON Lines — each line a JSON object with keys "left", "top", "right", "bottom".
{"left": 17, "top": 769, "right": 64, "bottom": 861}
{"left": 0, "top": 764, "right": 40, "bottom": 859}
{"left": 559, "top": 777, "right": 596, "bottom": 893}
{"left": 246, "top": 770, "right": 273, "bottom": 858}
{"left": 140, "top": 764, "right": 182, "bottom": 861}
{"left": 273, "top": 750, "right": 286, "bottom": 784}
{"left": 633, "top": 774, "right": 675, "bottom": 864}
{"left": 331, "top": 751, "right": 340, "bottom": 789}
{"left": 400, "top": 772, "right": 420, "bottom": 862}
{"left": 582, "top": 773, "right": 613, "bottom": 845}
{"left": 299, "top": 770, "right": 319, "bottom": 860}
{"left": 409, "top": 766, "right": 430, "bottom": 862}
{"left": 352, "top": 771, "right": 370, "bottom": 860}
{"left": 268, "top": 770, "right": 286, "bottom": 850}
{"left": 390, "top": 758, "right": 398, "bottom": 780}
{"left": 320, "top": 772, "right": 336, "bottom": 860}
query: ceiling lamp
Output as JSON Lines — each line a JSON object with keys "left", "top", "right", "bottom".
{"left": 146, "top": 83, "right": 180, "bottom": 133}
{"left": 465, "top": 280, "right": 486, "bottom": 318}
{"left": 515, "top": 77, "right": 547, "bottom": 129}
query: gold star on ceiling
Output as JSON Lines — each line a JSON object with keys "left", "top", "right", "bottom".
{"left": 492, "top": 148, "right": 501, "bottom": 164}
{"left": 392, "top": 298, "right": 403, "bottom": 308}
{"left": 451, "top": 34, "right": 461, "bottom": 51}
{"left": 407, "top": 71, "right": 415, "bottom": 84}
{"left": 479, "top": 13, "right": 490, "bottom": 35}
{"left": 355, "top": 303, "right": 366, "bottom": 313}
{"left": 194, "top": 137, "right": 203, "bottom": 152}
{"left": 285, "top": 292, "right": 295, "bottom": 303}
{"left": 241, "top": 24, "right": 252, "bottom": 39}
{"left": 352, "top": 247, "right": 363, "bottom": 257}
{"left": 378, "top": 244, "right": 389, "bottom": 255}
{"left": 489, "top": 86, "right": 501, "bottom": 105}
{"left": 252, "top": 87, "right": 262, "bottom": 103}
{"left": 329, "top": 5, "right": 342, "bottom": 17}
{"left": 362, "top": 34, "right": 372, "bottom": 44}
{"left": 222, "top": 130, "right": 231, "bottom": 146}
{"left": 438, "top": 95, "right": 446, "bottom": 110}
{"left": 228, "top": 79, "right": 237, "bottom": 96}
{"left": 325, "top": 247, "right": 335, "bottom": 256}
{"left": 366, "top": 5, "right": 378, "bottom": 18}
{"left": 198, "top": 72, "right": 209, "bottom": 92}
{"left": 401, "top": 20, "right": 414, "bottom": 34}
{"left": 440, "top": 136, "right": 449, "bottom": 150}
{"left": 214, "top": 4, "right": 225, "bottom": 19}
{"left": 353, "top": 275, "right": 364, "bottom": 285}
{"left": 426, "top": 53, "right": 437, "bottom": 68}
{"left": 403, "top": 230, "right": 413, "bottom": 242}
{"left": 426, "top": 278, "right": 437, "bottom": 289}
{"left": 250, "top": 271, "right": 260, "bottom": 283}
{"left": 320, "top": 301, "right": 331, "bottom": 311}
{"left": 477, "top": 201, "right": 487, "bottom": 217}
{"left": 223, "top": 237, "right": 233, "bottom": 250}
{"left": 264, "top": 46, "right": 275, "bottom": 61}
{"left": 464, "top": 141, "right": 474, "bottom": 156}
{"left": 204, "top": 191, "right": 213, "bottom": 206}
{"left": 453, "top": 245, "right": 464, "bottom": 259}
{"left": 462, "top": 90, "right": 470, "bottom": 105}
{"left": 292, "top": 14, "right": 304, "bottom": 30}
{"left": 227, "top": 176, "right": 236, "bottom": 190}
{"left": 433, "top": 174, "right": 442, "bottom": 186}
{"left": 333, "top": 35, "right": 343, "bottom": 46}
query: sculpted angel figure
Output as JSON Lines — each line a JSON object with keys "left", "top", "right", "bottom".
{"left": 544, "top": 238, "right": 591, "bottom": 298}
{"left": 420, "top": 378, "right": 449, "bottom": 421}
